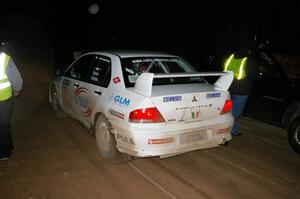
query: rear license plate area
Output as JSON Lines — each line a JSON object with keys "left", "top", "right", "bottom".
{"left": 180, "top": 131, "right": 207, "bottom": 144}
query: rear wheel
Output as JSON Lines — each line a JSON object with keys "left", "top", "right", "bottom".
{"left": 95, "top": 115, "right": 118, "bottom": 159}
{"left": 51, "top": 86, "right": 60, "bottom": 112}
{"left": 288, "top": 117, "right": 300, "bottom": 154}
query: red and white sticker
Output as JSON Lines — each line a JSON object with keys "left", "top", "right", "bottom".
{"left": 148, "top": 138, "right": 174, "bottom": 144}
{"left": 109, "top": 109, "right": 125, "bottom": 119}
{"left": 113, "top": 77, "right": 121, "bottom": 84}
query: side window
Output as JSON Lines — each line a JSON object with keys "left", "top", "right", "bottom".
{"left": 65, "top": 55, "right": 94, "bottom": 81}
{"left": 87, "top": 56, "right": 111, "bottom": 87}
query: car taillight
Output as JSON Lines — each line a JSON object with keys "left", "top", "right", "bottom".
{"left": 221, "top": 100, "right": 232, "bottom": 114}
{"left": 129, "top": 107, "right": 165, "bottom": 123}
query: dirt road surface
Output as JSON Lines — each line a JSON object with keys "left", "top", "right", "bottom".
{"left": 0, "top": 96, "right": 300, "bottom": 199}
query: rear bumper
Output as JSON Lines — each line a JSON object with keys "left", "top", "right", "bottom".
{"left": 111, "top": 117, "right": 233, "bottom": 158}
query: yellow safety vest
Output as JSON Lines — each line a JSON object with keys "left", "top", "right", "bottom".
{"left": 0, "top": 52, "right": 12, "bottom": 101}
{"left": 224, "top": 54, "right": 248, "bottom": 80}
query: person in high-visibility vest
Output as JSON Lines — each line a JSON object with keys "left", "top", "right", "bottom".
{"left": 0, "top": 43, "right": 22, "bottom": 160}
{"left": 224, "top": 47, "right": 258, "bottom": 136}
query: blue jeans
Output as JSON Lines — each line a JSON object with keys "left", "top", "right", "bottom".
{"left": 231, "top": 94, "right": 248, "bottom": 134}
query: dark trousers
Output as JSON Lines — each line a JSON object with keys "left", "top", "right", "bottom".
{"left": 0, "top": 98, "right": 13, "bottom": 157}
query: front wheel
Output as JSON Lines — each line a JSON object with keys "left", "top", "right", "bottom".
{"left": 95, "top": 115, "right": 118, "bottom": 159}
{"left": 288, "top": 117, "right": 300, "bottom": 154}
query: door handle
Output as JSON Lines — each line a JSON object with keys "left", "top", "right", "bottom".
{"left": 74, "top": 83, "right": 79, "bottom": 88}
{"left": 94, "top": 90, "right": 102, "bottom": 95}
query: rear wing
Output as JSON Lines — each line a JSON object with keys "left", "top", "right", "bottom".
{"left": 134, "top": 71, "right": 233, "bottom": 97}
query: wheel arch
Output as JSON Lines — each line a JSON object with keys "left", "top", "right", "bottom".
{"left": 93, "top": 112, "right": 111, "bottom": 136}
{"left": 93, "top": 111, "right": 119, "bottom": 159}
{"left": 287, "top": 116, "right": 300, "bottom": 154}
{"left": 49, "top": 83, "right": 60, "bottom": 103}
{"left": 282, "top": 101, "right": 300, "bottom": 129}
{"left": 94, "top": 112, "right": 105, "bottom": 127}
{"left": 49, "top": 83, "right": 54, "bottom": 103}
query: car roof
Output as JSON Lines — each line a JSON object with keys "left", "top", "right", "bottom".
{"left": 90, "top": 50, "right": 178, "bottom": 58}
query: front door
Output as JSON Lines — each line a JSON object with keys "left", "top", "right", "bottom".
{"left": 63, "top": 55, "right": 94, "bottom": 118}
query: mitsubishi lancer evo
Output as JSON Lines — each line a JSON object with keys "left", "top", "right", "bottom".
{"left": 49, "top": 50, "right": 234, "bottom": 159}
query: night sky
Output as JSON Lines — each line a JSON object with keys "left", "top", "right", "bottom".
{"left": 1, "top": 0, "right": 300, "bottom": 68}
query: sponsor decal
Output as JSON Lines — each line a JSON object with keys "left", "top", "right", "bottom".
{"left": 206, "top": 92, "right": 221, "bottom": 98}
{"left": 192, "top": 96, "right": 197, "bottom": 102}
{"left": 109, "top": 109, "right": 125, "bottom": 119}
{"left": 114, "top": 95, "right": 130, "bottom": 107}
{"left": 191, "top": 111, "right": 200, "bottom": 119}
{"left": 113, "top": 76, "right": 121, "bottom": 84}
{"left": 82, "top": 108, "right": 92, "bottom": 117}
{"left": 163, "top": 96, "right": 182, "bottom": 102}
{"left": 117, "top": 134, "right": 135, "bottom": 145}
{"left": 74, "top": 87, "right": 92, "bottom": 117}
{"left": 176, "top": 104, "right": 212, "bottom": 110}
{"left": 148, "top": 138, "right": 174, "bottom": 144}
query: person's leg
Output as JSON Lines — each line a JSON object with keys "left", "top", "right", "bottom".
{"left": 230, "top": 94, "right": 248, "bottom": 135}
{"left": 0, "top": 98, "right": 13, "bottom": 159}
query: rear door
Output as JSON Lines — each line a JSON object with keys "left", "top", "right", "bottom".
{"left": 73, "top": 55, "right": 111, "bottom": 125}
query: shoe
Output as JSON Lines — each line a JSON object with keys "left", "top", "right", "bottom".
{"left": 231, "top": 132, "right": 242, "bottom": 136}
{"left": 0, "top": 152, "right": 11, "bottom": 161}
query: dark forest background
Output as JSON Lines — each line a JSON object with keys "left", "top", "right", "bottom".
{"left": 1, "top": 0, "right": 300, "bottom": 70}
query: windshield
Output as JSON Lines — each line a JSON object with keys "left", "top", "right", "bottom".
{"left": 121, "top": 57, "right": 204, "bottom": 87}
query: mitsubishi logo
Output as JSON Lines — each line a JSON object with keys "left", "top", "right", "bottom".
{"left": 192, "top": 96, "right": 197, "bottom": 102}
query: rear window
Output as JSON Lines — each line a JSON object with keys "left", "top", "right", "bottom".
{"left": 121, "top": 57, "right": 205, "bottom": 87}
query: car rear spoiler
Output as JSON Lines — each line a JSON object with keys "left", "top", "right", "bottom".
{"left": 134, "top": 71, "right": 234, "bottom": 97}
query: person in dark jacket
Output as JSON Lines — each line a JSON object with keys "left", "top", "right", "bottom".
{"left": 224, "top": 47, "right": 259, "bottom": 135}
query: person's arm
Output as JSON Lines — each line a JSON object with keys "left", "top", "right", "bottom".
{"left": 6, "top": 59, "right": 23, "bottom": 97}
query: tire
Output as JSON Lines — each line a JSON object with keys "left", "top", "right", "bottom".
{"left": 51, "top": 86, "right": 60, "bottom": 112}
{"left": 95, "top": 115, "right": 117, "bottom": 159}
{"left": 288, "top": 117, "right": 300, "bottom": 154}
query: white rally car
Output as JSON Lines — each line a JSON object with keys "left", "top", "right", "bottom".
{"left": 49, "top": 50, "right": 234, "bottom": 159}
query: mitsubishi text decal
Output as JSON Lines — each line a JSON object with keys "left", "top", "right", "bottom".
{"left": 74, "top": 87, "right": 92, "bottom": 117}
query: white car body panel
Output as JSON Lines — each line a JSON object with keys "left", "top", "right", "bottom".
{"left": 49, "top": 51, "right": 234, "bottom": 158}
